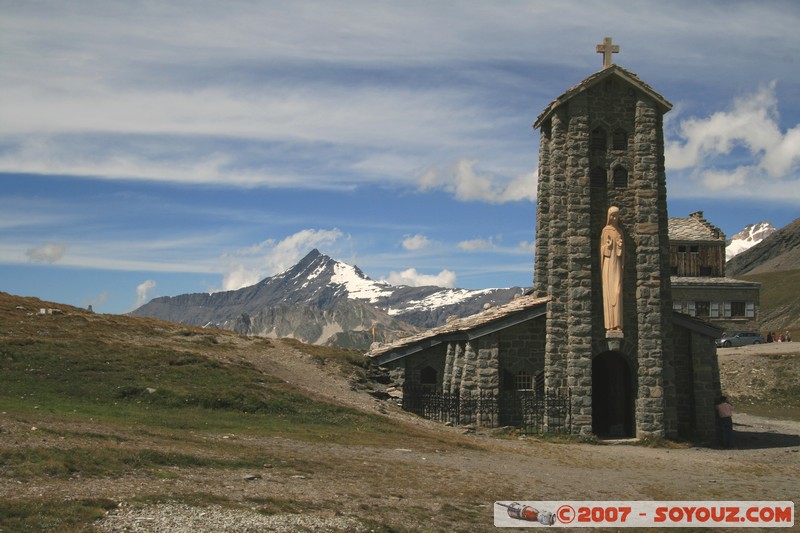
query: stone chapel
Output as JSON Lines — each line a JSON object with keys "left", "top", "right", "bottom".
{"left": 367, "top": 38, "right": 722, "bottom": 442}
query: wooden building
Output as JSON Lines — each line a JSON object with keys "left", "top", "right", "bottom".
{"left": 669, "top": 211, "right": 761, "bottom": 332}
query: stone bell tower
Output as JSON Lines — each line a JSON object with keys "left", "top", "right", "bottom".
{"left": 532, "top": 38, "right": 677, "bottom": 437}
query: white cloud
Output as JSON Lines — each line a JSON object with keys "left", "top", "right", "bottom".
{"left": 26, "top": 242, "right": 67, "bottom": 263}
{"left": 418, "top": 159, "right": 537, "bottom": 204}
{"left": 135, "top": 279, "right": 157, "bottom": 308}
{"left": 219, "top": 228, "right": 345, "bottom": 291}
{"left": 402, "top": 234, "right": 432, "bottom": 251}
{"left": 518, "top": 240, "right": 536, "bottom": 254}
{"left": 457, "top": 236, "right": 497, "bottom": 251}
{"left": 666, "top": 82, "right": 800, "bottom": 197}
{"left": 386, "top": 268, "right": 457, "bottom": 288}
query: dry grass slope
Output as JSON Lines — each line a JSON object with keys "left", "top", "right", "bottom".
{"left": 1, "top": 292, "right": 798, "bottom": 532}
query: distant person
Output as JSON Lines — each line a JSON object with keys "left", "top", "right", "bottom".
{"left": 766, "top": 331, "right": 773, "bottom": 343}
{"left": 716, "top": 396, "right": 734, "bottom": 448}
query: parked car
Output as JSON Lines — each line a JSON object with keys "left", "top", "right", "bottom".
{"left": 715, "top": 331, "right": 765, "bottom": 348}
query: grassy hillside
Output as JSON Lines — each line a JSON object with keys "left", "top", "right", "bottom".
{"left": 0, "top": 293, "right": 400, "bottom": 441}
{"left": 740, "top": 268, "right": 800, "bottom": 339}
{"left": 0, "top": 292, "right": 461, "bottom": 531}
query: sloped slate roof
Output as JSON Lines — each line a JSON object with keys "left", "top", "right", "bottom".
{"left": 669, "top": 216, "right": 725, "bottom": 242}
{"left": 367, "top": 295, "right": 550, "bottom": 365}
{"left": 534, "top": 64, "right": 672, "bottom": 129}
{"left": 672, "top": 311, "right": 724, "bottom": 339}
{"left": 671, "top": 276, "right": 760, "bottom": 289}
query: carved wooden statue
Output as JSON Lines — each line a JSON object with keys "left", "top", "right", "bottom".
{"left": 601, "top": 206, "right": 624, "bottom": 332}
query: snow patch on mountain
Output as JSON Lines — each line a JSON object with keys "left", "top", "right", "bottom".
{"left": 331, "top": 262, "right": 392, "bottom": 302}
{"left": 726, "top": 222, "right": 777, "bottom": 261}
{"left": 391, "top": 288, "right": 496, "bottom": 315}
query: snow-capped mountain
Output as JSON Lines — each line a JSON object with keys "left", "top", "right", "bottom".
{"left": 130, "top": 249, "right": 527, "bottom": 348}
{"left": 725, "top": 221, "right": 777, "bottom": 261}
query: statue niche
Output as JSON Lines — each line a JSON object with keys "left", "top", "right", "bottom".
{"left": 600, "top": 206, "right": 624, "bottom": 334}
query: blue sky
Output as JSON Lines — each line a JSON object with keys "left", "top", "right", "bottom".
{"left": 1, "top": 1, "right": 798, "bottom": 314}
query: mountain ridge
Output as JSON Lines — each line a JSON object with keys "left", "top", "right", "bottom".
{"left": 727, "top": 218, "right": 800, "bottom": 276}
{"left": 131, "top": 249, "right": 526, "bottom": 348}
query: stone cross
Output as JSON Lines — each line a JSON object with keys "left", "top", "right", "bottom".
{"left": 596, "top": 36, "right": 619, "bottom": 68}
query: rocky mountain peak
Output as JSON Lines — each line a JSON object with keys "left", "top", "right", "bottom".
{"left": 727, "top": 218, "right": 800, "bottom": 276}
{"left": 131, "top": 249, "right": 527, "bottom": 349}
{"left": 726, "top": 221, "right": 777, "bottom": 261}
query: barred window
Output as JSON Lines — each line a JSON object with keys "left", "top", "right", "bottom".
{"left": 591, "top": 127, "right": 607, "bottom": 151}
{"left": 612, "top": 128, "right": 628, "bottom": 150}
{"left": 515, "top": 371, "right": 533, "bottom": 391}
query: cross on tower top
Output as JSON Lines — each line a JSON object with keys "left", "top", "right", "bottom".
{"left": 596, "top": 36, "right": 619, "bottom": 69}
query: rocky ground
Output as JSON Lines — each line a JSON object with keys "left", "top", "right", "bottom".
{"left": 2, "top": 339, "right": 798, "bottom": 532}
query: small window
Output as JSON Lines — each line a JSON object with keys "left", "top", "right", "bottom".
{"left": 730, "top": 302, "right": 746, "bottom": 317}
{"left": 591, "top": 128, "right": 607, "bottom": 151}
{"left": 514, "top": 371, "right": 533, "bottom": 391}
{"left": 535, "top": 371, "right": 545, "bottom": 398}
{"left": 612, "top": 128, "right": 628, "bottom": 150}
{"left": 690, "top": 245, "right": 699, "bottom": 253}
{"left": 696, "top": 301, "right": 710, "bottom": 317}
{"left": 613, "top": 166, "right": 628, "bottom": 188}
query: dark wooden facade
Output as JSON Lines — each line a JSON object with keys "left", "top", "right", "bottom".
{"left": 670, "top": 241, "right": 726, "bottom": 277}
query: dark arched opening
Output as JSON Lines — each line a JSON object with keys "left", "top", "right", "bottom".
{"left": 592, "top": 351, "right": 634, "bottom": 438}
{"left": 419, "top": 365, "right": 438, "bottom": 385}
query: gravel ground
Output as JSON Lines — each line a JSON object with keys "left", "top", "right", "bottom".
{"left": 96, "top": 503, "right": 369, "bottom": 533}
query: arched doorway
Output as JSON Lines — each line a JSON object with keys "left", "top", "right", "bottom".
{"left": 592, "top": 351, "right": 634, "bottom": 438}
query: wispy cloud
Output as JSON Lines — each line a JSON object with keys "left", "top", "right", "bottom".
{"left": 219, "top": 228, "right": 345, "bottom": 291}
{"left": 418, "top": 160, "right": 537, "bottom": 204}
{"left": 386, "top": 268, "right": 457, "bottom": 288}
{"left": 84, "top": 291, "right": 108, "bottom": 310}
{"left": 402, "top": 234, "right": 432, "bottom": 251}
{"left": 457, "top": 236, "right": 498, "bottom": 252}
{"left": 26, "top": 243, "right": 68, "bottom": 263}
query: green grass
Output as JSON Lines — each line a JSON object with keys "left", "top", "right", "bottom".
{"left": 0, "top": 308, "right": 402, "bottom": 445}
{"left": 740, "top": 268, "right": 800, "bottom": 339}
{"left": 0, "top": 498, "right": 118, "bottom": 533}
{"left": 0, "top": 294, "right": 447, "bottom": 489}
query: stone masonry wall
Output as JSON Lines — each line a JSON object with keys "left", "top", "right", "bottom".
{"left": 498, "top": 317, "right": 546, "bottom": 381}
{"left": 535, "top": 73, "right": 676, "bottom": 437}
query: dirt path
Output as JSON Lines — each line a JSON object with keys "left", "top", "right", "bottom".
{"left": 225, "top": 339, "right": 800, "bottom": 508}
{"left": 3, "top": 338, "right": 798, "bottom": 531}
